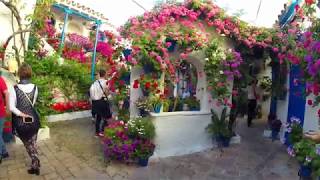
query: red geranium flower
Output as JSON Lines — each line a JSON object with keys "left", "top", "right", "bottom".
{"left": 152, "top": 82, "right": 158, "bottom": 88}
{"left": 307, "top": 99, "right": 313, "bottom": 106}
{"left": 145, "top": 82, "right": 151, "bottom": 89}
{"left": 305, "top": 0, "right": 314, "bottom": 6}
{"left": 133, "top": 80, "right": 139, "bottom": 89}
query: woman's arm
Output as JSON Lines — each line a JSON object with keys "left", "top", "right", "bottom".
{"left": 9, "top": 86, "right": 23, "bottom": 116}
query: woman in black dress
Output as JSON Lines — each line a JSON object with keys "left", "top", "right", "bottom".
{"left": 10, "top": 63, "right": 40, "bottom": 175}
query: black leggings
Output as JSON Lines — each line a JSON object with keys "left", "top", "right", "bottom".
{"left": 96, "top": 114, "right": 107, "bottom": 134}
{"left": 247, "top": 99, "right": 257, "bottom": 126}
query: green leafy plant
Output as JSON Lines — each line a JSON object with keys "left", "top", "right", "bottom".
{"left": 25, "top": 52, "right": 91, "bottom": 126}
{"left": 287, "top": 117, "right": 303, "bottom": 145}
{"left": 293, "top": 139, "right": 315, "bottom": 166}
{"left": 133, "top": 139, "right": 155, "bottom": 160}
{"left": 206, "top": 107, "right": 232, "bottom": 138}
{"left": 126, "top": 117, "right": 155, "bottom": 140}
{"left": 184, "top": 96, "right": 200, "bottom": 110}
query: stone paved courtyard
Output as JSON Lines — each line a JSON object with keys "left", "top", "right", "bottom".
{"left": 0, "top": 117, "right": 299, "bottom": 180}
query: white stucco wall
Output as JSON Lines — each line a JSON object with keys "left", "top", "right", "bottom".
{"left": 277, "top": 73, "right": 289, "bottom": 140}
{"left": 150, "top": 112, "right": 212, "bottom": 158}
{"left": 304, "top": 94, "right": 320, "bottom": 132}
{"left": 52, "top": 8, "right": 91, "bottom": 37}
{"left": 0, "top": 0, "right": 36, "bottom": 70}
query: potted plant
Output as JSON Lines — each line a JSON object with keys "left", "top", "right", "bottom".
{"left": 138, "top": 74, "right": 159, "bottom": 97}
{"left": 135, "top": 97, "right": 151, "bottom": 117}
{"left": 184, "top": 96, "right": 200, "bottom": 111}
{"left": 149, "top": 95, "right": 163, "bottom": 113}
{"left": 286, "top": 117, "right": 303, "bottom": 145}
{"left": 206, "top": 107, "right": 232, "bottom": 147}
{"left": 134, "top": 139, "right": 155, "bottom": 166}
{"left": 293, "top": 139, "right": 315, "bottom": 178}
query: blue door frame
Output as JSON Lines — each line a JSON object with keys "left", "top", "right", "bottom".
{"left": 285, "top": 65, "right": 306, "bottom": 144}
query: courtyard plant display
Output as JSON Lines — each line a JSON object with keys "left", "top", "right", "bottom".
{"left": 120, "top": 0, "right": 278, "bottom": 111}
{"left": 206, "top": 107, "right": 232, "bottom": 147}
{"left": 25, "top": 52, "right": 92, "bottom": 126}
{"left": 103, "top": 118, "right": 156, "bottom": 166}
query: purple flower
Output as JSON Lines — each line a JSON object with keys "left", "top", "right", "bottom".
{"left": 287, "top": 146, "right": 296, "bottom": 157}
{"left": 305, "top": 156, "right": 312, "bottom": 163}
{"left": 290, "top": 117, "right": 301, "bottom": 124}
{"left": 304, "top": 55, "right": 313, "bottom": 63}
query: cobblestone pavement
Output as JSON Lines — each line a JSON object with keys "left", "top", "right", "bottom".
{"left": 0, "top": 117, "right": 299, "bottom": 180}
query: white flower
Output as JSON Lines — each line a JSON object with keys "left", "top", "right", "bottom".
{"left": 205, "top": 58, "right": 209, "bottom": 61}
{"left": 219, "top": 71, "right": 224, "bottom": 75}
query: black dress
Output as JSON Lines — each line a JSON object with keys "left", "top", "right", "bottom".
{"left": 12, "top": 85, "right": 40, "bottom": 141}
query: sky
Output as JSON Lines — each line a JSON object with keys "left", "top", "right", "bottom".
{"left": 73, "top": 0, "right": 288, "bottom": 29}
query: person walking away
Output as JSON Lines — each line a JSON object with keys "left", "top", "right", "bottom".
{"left": 0, "top": 74, "right": 10, "bottom": 164}
{"left": 90, "top": 69, "right": 112, "bottom": 137}
{"left": 10, "top": 63, "right": 41, "bottom": 175}
{"left": 247, "top": 79, "right": 259, "bottom": 127}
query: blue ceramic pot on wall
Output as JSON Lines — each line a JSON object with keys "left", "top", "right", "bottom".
{"left": 138, "top": 158, "right": 149, "bottom": 167}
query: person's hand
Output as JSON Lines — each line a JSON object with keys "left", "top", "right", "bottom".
{"left": 6, "top": 110, "right": 11, "bottom": 117}
{"left": 20, "top": 112, "right": 32, "bottom": 118}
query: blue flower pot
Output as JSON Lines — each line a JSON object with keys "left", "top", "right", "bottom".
{"left": 165, "top": 38, "right": 177, "bottom": 52}
{"left": 120, "top": 74, "right": 130, "bottom": 85}
{"left": 123, "top": 49, "right": 132, "bottom": 60}
{"left": 143, "top": 64, "right": 155, "bottom": 74}
{"left": 138, "top": 158, "right": 149, "bottom": 167}
{"left": 299, "top": 164, "right": 312, "bottom": 177}
{"left": 154, "top": 104, "right": 162, "bottom": 113}
{"left": 215, "top": 135, "right": 230, "bottom": 147}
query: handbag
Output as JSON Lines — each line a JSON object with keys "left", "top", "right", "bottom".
{"left": 12, "top": 86, "right": 40, "bottom": 139}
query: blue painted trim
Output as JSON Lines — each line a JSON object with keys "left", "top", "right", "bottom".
{"left": 59, "top": 9, "right": 71, "bottom": 50}
{"left": 91, "top": 22, "right": 101, "bottom": 80}
{"left": 285, "top": 65, "right": 306, "bottom": 145}
{"left": 53, "top": 4, "right": 99, "bottom": 22}
{"left": 280, "top": 0, "right": 302, "bottom": 28}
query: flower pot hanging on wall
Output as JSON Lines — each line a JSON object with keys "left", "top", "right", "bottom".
{"left": 142, "top": 63, "right": 155, "bottom": 74}
{"left": 154, "top": 104, "right": 162, "bottom": 113}
{"left": 120, "top": 73, "right": 130, "bottom": 85}
{"left": 165, "top": 38, "right": 177, "bottom": 52}
{"left": 123, "top": 49, "right": 132, "bottom": 60}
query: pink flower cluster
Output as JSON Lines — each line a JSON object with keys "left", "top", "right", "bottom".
{"left": 67, "top": 33, "right": 93, "bottom": 50}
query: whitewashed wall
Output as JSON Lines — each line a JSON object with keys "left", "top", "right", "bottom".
{"left": 52, "top": 8, "right": 91, "bottom": 37}
{"left": 277, "top": 73, "right": 290, "bottom": 140}
{"left": 304, "top": 94, "right": 320, "bottom": 132}
{"left": 0, "top": 0, "right": 37, "bottom": 72}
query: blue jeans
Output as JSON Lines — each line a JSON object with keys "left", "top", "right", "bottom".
{"left": 0, "top": 118, "right": 7, "bottom": 155}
